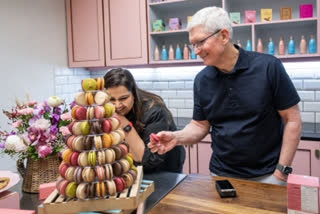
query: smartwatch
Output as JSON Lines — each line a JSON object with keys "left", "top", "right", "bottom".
{"left": 123, "top": 122, "right": 133, "bottom": 133}
{"left": 276, "top": 163, "right": 292, "bottom": 175}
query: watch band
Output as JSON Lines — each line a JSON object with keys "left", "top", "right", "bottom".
{"left": 123, "top": 122, "right": 133, "bottom": 133}
{"left": 276, "top": 163, "right": 292, "bottom": 175}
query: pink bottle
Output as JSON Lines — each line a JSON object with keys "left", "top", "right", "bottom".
{"left": 278, "top": 36, "right": 285, "bottom": 55}
{"left": 299, "top": 35, "right": 307, "bottom": 54}
{"left": 183, "top": 44, "right": 189, "bottom": 60}
{"left": 154, "top": 45, "right": 160, "bottom": 61}
{"left": 237, "top": 40, "right": 242, "bottom": 47}
{"left": 168, "top": 44, "right": 174, "bottom": 60}
{"left": 256, "top": 38, "right": 263, "bottom": 53}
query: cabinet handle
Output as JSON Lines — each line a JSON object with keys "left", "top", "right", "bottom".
{"left": 315, "top": 149, "right": 320, "bottom": 159}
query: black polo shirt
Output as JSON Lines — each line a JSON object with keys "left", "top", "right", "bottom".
{"left": 193, "top": 45, "right": 300, "bottom": 178}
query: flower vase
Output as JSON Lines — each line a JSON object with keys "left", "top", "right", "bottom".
{"left": 17, "top": 154, "right": 61, "bottom": 193}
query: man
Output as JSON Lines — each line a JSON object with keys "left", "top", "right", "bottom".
{"left": 148, "top": 7, "right": 301, "bottom": 185}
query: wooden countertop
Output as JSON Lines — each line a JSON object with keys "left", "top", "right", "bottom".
{"left": 148, "top": 174, "right": 287, "bottom": 214}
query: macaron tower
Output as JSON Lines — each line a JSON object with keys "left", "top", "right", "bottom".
{"left": 57, "top": 77, "right": 137, "bottom": 200}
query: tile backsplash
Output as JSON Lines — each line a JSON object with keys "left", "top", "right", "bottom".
{"left": 56, "top": 62, "right": 320, "bottom": 134}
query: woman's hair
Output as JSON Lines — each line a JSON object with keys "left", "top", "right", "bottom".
{"left": 104, "top": 68, "right": 173, "bottom": 133}
{"left": 187, "top": 6, "right": 233, "bottom": 39}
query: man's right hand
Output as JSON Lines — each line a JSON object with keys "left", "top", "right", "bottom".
{"left": 147, "top": 131, "right": 177, "bottom": 155}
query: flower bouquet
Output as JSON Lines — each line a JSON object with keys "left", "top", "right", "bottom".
{"left": 0, "top": 96, "right": 71, "bottom": 192}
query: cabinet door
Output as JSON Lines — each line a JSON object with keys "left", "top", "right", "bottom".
{"left": 291, "top": 140, "right": 320, "bottom": 177}
{"left": 103, "top": 0, "right": 148, "bottom": 66}
{"left": 66, "top": 0, "right": 105, "bottom": 67}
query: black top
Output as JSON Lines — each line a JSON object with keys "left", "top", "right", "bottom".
{"left": 127, "top": 100, "right": 185, "bottom": 173}
{"left": 193, "top": 45, "right": 300, "bottom": 178}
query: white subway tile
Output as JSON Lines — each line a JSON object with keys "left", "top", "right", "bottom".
{"left": 303, "top": 80, "right": 320, "bottom": 90}
{"left": 153, "top": 81, "right": 169, "bottom": 89}
{"left": 168, "top": 99, "right": 185, "bottom": 108}
{"left": 301, "top": 112, "right": 315, "bottom": 123}
{"left": 169, "top": 81, "right": 185, "bottom": 89}
{"left": 137, "top": 81, "right": 153, "bottom": 89}
{"left": 292, "top": 80, "right": 303, "bottom": 90}
{"left": 185, "top": 81, "right": 194, "bottom": 89}
{"left": 161, "top": 90, "right": 177, "bottom": 98}
{"left": 304, "top": 102, "right": 320, "bottom": 112}
{"left": 316, "top": 92, "right": 320, "bottom": 101}
{"left": 178, "top": 109, "right": 193, "bottom": 118}
{"left": 177, "top": 90, "right": 193, "bottom": 98}
{"left": 298, "top": 91, "right": 315, "bottom": 101}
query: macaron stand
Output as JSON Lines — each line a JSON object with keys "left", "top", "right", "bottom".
{"left": 38, "top": 78, "right": 154, "bottom": 214}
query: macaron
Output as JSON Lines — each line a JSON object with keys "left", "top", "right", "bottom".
{"left": 102, "top": 133, "right": 112, "bottom": 148}
{"left": 109, "top": 117, "right": 120, "bottom": 131}
{"left": 105, "top": 148, "right": 116, "bottom": 164}
{"left": 104, "top": 103, "right": 115, "bottom": 118}
{"left": 71, "top": 105, "right": 80, "bottom": 119}
{"left": 112, "top": 161, "right": 122, "bottom": 177}
{"left": 102, "top": 119, "right": 112, "bottom": 133}
{"left": 72, "top": 136, "right": 84, "bottom": 152}
{"left": 70, "top": 152, "right": 80, "bottom": 166}
{"left": 74, "top": 106, "right": 87, "bottom": 121}
{"left": 65, "top": 166, "right": 76, "bottom": 181}
{"left": 104, "top": 164, "right": 113, "bottom": 180}
{"left": 110, "top": 131, "right": 121, "bottom": 146}
{"left": 55, "top": 177, "right": 64, "bottom": 190}
{"left": 78, "top": 151, "right": 89, "bottom": 167}
{"left": 119, "top": 159, "right": 130, "bottom": 173}
{"left": 68, "top": 121, "right": 75, "bottom": 133}
{"left": 86, "top": 106, "right": 94, "bottom": 120}
{"left": 95, "top": 166, "right": 106, "bottom": 181}
{"left": 112, "top": 146, "right": 122, "bottom": 160}
{"left": 92, "top": 121, "right": 103, "bottom": 134}
{"left": 122, "top": 172, "right": 134, "bottom": 188}
{"left": 83, "top": 136, "right": 93, "bottom": 150}
{"left": 113, "top": 177, "right": 126, "bottom": 192}
{"left": 74, "top": 92, "right": 87, "bottom": 106}
{"left": 82, "top": 78, "right": 97, "bottom": 91}
{"left": 131, "top": 165, "right": 138, "bottom": 174}
{"left": 66, "top": 135, "right": 76, "bottom": 149}
{"left": 73, "top": 167, "right": 83, "bottom": 184}
{"left": 88, "top": 182, "right": 96, "bottom": 198}
{"left": 85, "top": 92, "right": 94, "bottom": 105}
{"left": 72, "top": 122, "right": 82, "bottom": 136}
{"left": 80, "top": 121, "right": 90, "bottom": 135}
{"left": 58, "top": 162, "right": 69, "bottom": 178}
{"left": 114, "top": 129, "right": 125, "bottom": 142}
{"left": 97, "top": 150, "right": 106, "bottom": 165}
{"left": 128, "top": 169, "right": 137, "bottom": 181}
{"left": 94, "top": 91, "right": 109, "bottom": 105}
{"left": 94, "top": 105, "right": 105, "bottom": 119}
{"left": 125, "top": 155, "right": 134, "bottom": 168}
{"left": 106, "top": 180, "right": 116, "bottom": 195}
{"left": 82, "top": 167, "right": 96, "bottom": 183}
{"left": 96, "top": 181, "right": 106, "bottom": 198}
{"left": 76, "top": 183, "right": 88, "bottom": 200}
{"left": 96, "top": 77, "right": 102, "bottom": 90}
{"left": 88, "top": 151, "right": 97, "bottom": 166}
{"left": 57, "top": 179, "right": 70, "bottom": 196}
{"left": 65, "top": 182, "right": 78, "bottom": 198}
{"left": 94, "top": 135, "right": 103, "bottom": 150}
{"left": 62, "top": 149, "right": 72, "bottom": 164}
{"left": 118, "top": 143, "right": 128, "bottom": 158}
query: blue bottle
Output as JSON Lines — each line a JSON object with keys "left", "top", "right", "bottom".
{"left": 190, "top": 49, "right": 197, "bottom": 59}
{"left": 268, "top": 37, "right": 274, "bottom": 55}
{"left": 308, "top": 35, "right": 316, "bottom": 54}
{"left": 288, "top": 36, "right": 295, "bottom": 54}
{"left": 246, "top": 40, "right": 252, "bottom": 51}
{"left": 161, "top": 45, "right": 167, "bottom": 60}
{"left": 175, "top": 44, "right": 182, "bottom": 60}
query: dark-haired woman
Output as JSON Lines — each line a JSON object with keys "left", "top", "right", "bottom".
{"left": 104, "top": 68, "right": 185, "bottom": 173}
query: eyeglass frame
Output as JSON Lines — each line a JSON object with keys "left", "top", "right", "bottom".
{"left": 191, "top": 29, "right": 221, "bottom": 50}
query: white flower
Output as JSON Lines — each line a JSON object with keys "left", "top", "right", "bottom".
{"left": 34, "top": 118, "right": 51, "bottom": 130}
{"left": 47, "top": 96, "right": 63, "bottom": 107}
{"left": 5, "top": 135, "right": 27, "bottom": 152}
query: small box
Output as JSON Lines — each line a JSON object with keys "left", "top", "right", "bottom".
{"left": 287, "top": 174, "right": 320, "bottom": 214}
{"left": 300, "top": 4, "right": 313, "bottom": 18}
{"left": 168, "top": 18, "right": 182, "bottom": 30}
{"left": 152, "top": 19, "right": 165, "bottom": 32}
{"left": 245, "top": 10, "right": 256, "bottom": 23}
{"left": 187, "top": 16, "right": 192, "bottom": 24}
{"left": 260, "top": 9, "right": 272, "bottom": 22}
{"left": 280, "top": 7, "right": 292, "bottom": 20}
{"left": 229, "top": 12, "right": 241, "bottom": 24}
{"left": 39, "top": 182, "right": 56, "bottom": 200}
{"left": 0, "top": 191, "right": 20, "bottom": 209}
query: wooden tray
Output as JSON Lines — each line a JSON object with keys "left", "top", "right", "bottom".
{"left": 38, "top": 166, "right": 154, "bottom": 214}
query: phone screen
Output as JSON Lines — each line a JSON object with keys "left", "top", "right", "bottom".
{"left": 216, "top": 180, "right": 234, "bottom": 190}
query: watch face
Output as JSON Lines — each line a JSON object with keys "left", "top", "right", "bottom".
{"left": 284, "top": 167, "right": 292, "bottom": 174}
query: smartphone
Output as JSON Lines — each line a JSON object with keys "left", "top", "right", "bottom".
{"left": 215, "top": 180, "right": 237, "bottom": 198}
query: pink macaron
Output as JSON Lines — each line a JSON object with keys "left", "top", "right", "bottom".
{"left": 94, "top": 106, "right": 105, "bottom": 119}
{"left": 102, "top": 119, "right": 112, "bottom": 133}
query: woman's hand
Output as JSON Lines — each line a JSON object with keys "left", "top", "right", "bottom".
{"left": 147, "top": 131, "right": 177, "bottom": 154}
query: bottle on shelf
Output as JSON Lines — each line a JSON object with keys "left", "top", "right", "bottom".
{"left": 299, "top": 35, "right": 307, "bottom": 54}
{"left": 288, "top": 36, "right": 295, "bottom": 55}
{"left": 154, "top": 45, "right": 160, "bottom": 61}
{"left": 183, "top": 44, "right": 189, "bottom": 60}
{"left": 246, "top": 40, "right": 252, "bottom": 51}
{"left": 308, "top": 35, "right": 316, "bottom": 54}
{"left": 237, "top": 40, "right": 242, "bottom": 47}
{"left": 256, "top": 38, "right": 263, "bottom": 53}
{"left": 161, "top": 45, "right": 168, "bottom": 60}
{"left": 278, "top": 36, "right": 285, "bottom": 55}
{"left": 190, "top": 49, "right": 197, "bottom": 59}
{"left": 268, "top": 37, "right": 274, "bottom": 55}
{"left": 175, "top": 44, "right": 182, "bottom": 60}
{"left": 168, "top": 44, "right": 174, "bottom": 60}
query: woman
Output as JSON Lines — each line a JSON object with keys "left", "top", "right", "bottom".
{"left": 104, "top": 68, "right": 185, "bottom": 173}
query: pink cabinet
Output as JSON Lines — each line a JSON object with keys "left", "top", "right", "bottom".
{"left": 291, "top": 140, "right": 320, "bottom": 177}
{"left": 65, "top": 0, "right": 148, "bottom": 68}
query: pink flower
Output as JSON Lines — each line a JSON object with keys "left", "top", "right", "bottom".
{"left": 34, "top": 118, "right": 50, "bottom": 130}
{"left": 59, "top": 126, "right": 71, "bottom": 136}
{"left": 12, "top": 120, "right": 23, "bottom": 128}
{"left": 25, "top": 100, "right": 37, "bottom": 106}
{"left": 60, "top": 112, "right": 71, "bottom": 121}
{"left": 37, "top": 144, "right": 52, "bottom": 158}
{"left": 18, "top": 108, "right": 34, "bottom": 115}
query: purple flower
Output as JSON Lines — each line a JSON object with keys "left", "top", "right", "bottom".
{"left": 53, "top": 107, "right": 62, "bottom": 115}
{"left": 0, "top": 142, "right": 5, "bottom": 148}
{"left": 69, "top": 101, "right": 76, "bottom": 109}
{"left": 42, "top": 101, "right": 51, "bottom": 113}
{"left": 50, "top": 125, "right": 58, "bottom": 135}
{"left": 51, "top": 114, "right": 60, "bottom": 126}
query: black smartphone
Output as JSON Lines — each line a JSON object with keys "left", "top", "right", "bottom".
{"left": 215, "top": 180, "right": 237, "bottom": 198}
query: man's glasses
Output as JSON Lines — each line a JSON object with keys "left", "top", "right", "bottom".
{"left": 192, "top": 29, "right": 221, "bottom": 50}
